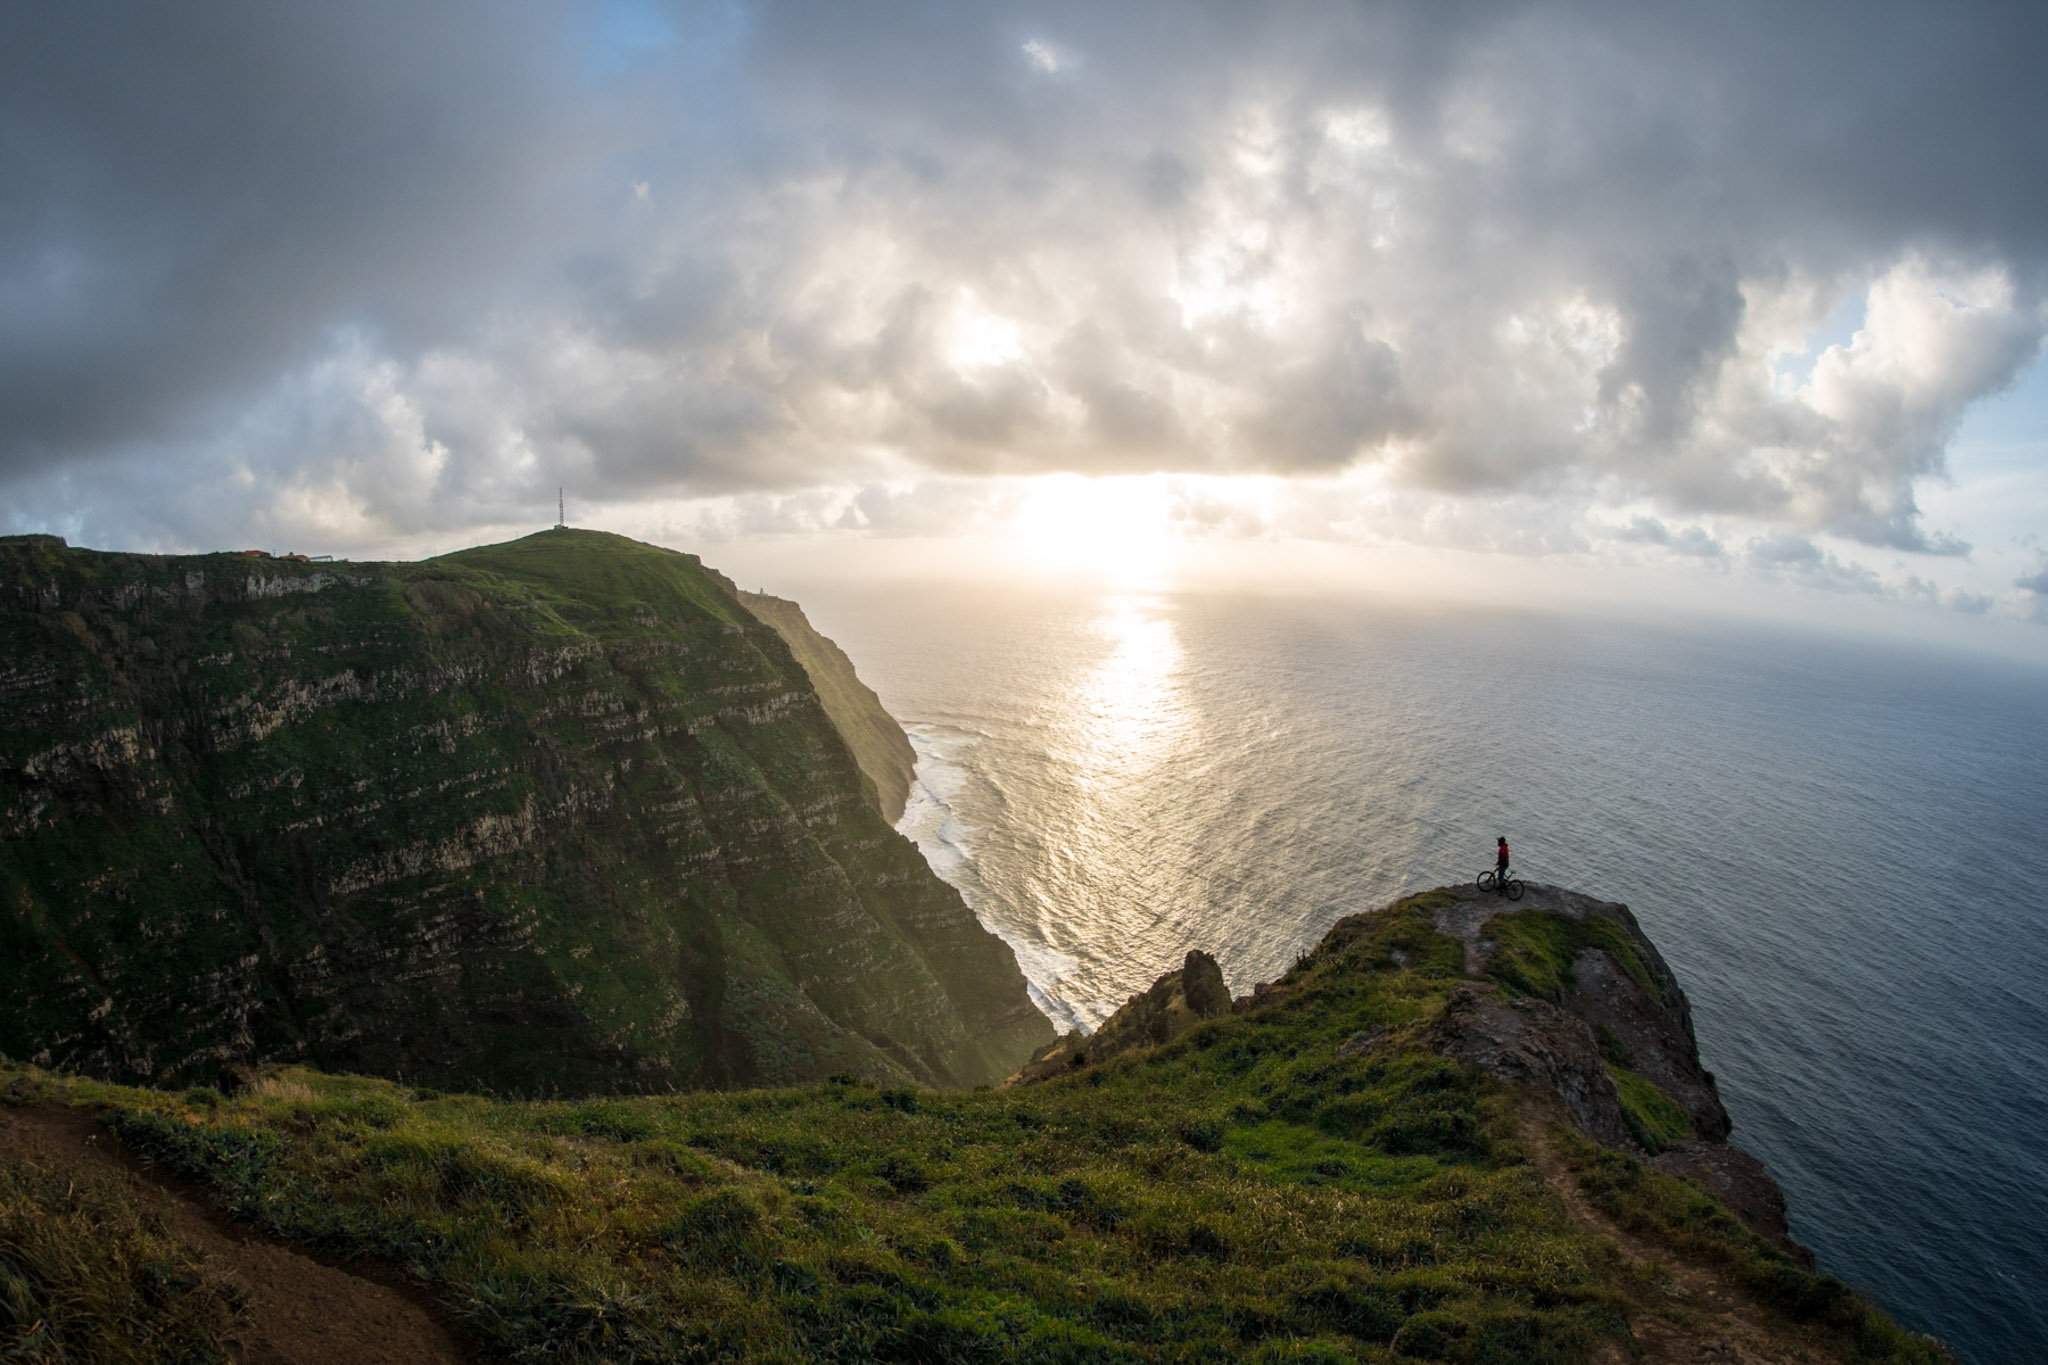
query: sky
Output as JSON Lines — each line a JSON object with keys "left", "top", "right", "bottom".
{"left": 5, "top": 1, "right": 2047, "bottom": 652}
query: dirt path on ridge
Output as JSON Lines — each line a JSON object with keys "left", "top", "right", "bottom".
{"left": 0, "top": 1104, "right": 468, "bottom": 1365}
{"left": 1518, "top": 1109, "right": 1839, "bottom": 1365}
{"left": 1431, "top": 880, "right": 1612, "bottom": 977}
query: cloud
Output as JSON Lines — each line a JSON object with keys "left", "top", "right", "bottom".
{"left": 2017, "top": 557, "right": 2048, "bottom": 623}
{"left": 1745, "top": 532, "right": 1880, "bottom": 591}
{"left": 1612, "top": 515, "right": 1727, "bottom": 560}
{"left": 4, "top": 1, "right": 2047, "bottom": 557}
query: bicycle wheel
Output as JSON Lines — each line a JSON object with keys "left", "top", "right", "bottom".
{"left": 1504, "top": 877, "right": 1525, "bottom": 902}
{"left": 1476, "top": 871, "right": 1496, "bottom": 892}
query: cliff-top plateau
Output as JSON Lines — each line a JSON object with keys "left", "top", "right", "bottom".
{"left": 0, "top": 528, "right": 1050, "bottom": 1096}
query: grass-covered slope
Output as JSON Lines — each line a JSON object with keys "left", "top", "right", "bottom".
{"left": 0, "top": 530, "right": 1050, "bottom": 1095}
{"left": 2, "top": 893, "right": 1944, "bottom": 1364}
{"left": 737, "top": 590, "right": 917, "bottom": 825}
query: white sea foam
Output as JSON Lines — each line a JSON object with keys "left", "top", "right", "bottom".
{"left": 899, "top": 721, "right": 1099, "bottom": 1032}
{"left": 897, "top": 723, "right": 982, "bottom": 880}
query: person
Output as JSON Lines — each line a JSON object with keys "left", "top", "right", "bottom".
{"left": 1495, "top": 836, "right": 1510, "bottom": 881}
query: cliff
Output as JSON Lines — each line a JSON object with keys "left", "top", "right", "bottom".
{"left": 1052, "top": 884, "right": 1809, "bottom": 1259}
{"left": 735, "top": 590, "right": 917, "bottom": 824}
{"left": 0, "top": 886, "right": 1946, "bottom": 1363}
{"left": 0, "top": 529, "right": 1051, "bottom": 1094}
{"left": 1416, "top": 883, "right": 1809, "bottom": 1257}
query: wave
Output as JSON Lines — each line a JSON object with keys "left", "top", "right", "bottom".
{"left": 898, "top": 721, "right": 1095, "bottom": 1035}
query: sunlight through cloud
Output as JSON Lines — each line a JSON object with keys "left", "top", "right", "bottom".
{"left": 1012, "top": 474, "right": 1173, "bottom": 583}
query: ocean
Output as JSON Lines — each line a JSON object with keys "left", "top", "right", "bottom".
{"left": 784, "top": 581, "right": 2048, "bottom": 1363}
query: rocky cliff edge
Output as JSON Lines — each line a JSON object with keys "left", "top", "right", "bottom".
{"left": 1022, "top": 883, "right": 1808, "bottom": 1265}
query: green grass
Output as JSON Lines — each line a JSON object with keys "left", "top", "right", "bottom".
{"left": 1483, "top": 913, "right": 1665, "bottom": 1006}
{"left": 1606, "top": 1069, "right": 1692, "bottom": 1156}
{"left": 1, "top": 1154, "right": 239, "bottom": 1363}
{"left": 1555, "top": 1130, "right": 1948, "bottom": 1363}
{"left": 0, "top": 892, "right": 1948, "bottom": 1363}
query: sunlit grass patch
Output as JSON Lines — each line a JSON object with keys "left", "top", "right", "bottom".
{"left": 1225, "top": 1119, "right": 1441, "bottom": 1191}
{"left": 1484, "top": 912, "right": 1665, "bottom": 1005}
{"left": 239, "top": 1074, "right": 317, "bottom": 1106}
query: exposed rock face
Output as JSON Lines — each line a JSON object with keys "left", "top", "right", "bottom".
{"left": 1425, "top": 884, "right": 1730, "bottom": 1134}
{"left": 1009, "top": 950, "right": 1228, "bottom": 1084}
{"left": 0, "top": 530, "right": 1052, "bottom": 1094}
{"left": 735, "top": 591, "right": 916, "bottom": 824}
{"left": 1649, "top": 1139, "right": 1809, "bottom": 1266}
{"left": 1427, "top": 983, "right": 1638, "bottom": 1149}
{"left": 1424, "top": 882, "right": 1801, "bottom": 1258}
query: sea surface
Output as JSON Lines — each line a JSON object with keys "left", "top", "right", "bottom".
{"left": 784, "top": 581, "right": 2048, "bottom": 1363}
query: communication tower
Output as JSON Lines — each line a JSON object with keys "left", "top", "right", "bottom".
{"left": 555, "top": 487, "right": 565, "bottom": 530}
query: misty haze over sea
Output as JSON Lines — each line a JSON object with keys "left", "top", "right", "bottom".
{"left": 789, "top": 584, "right": 2047, "bottom": 1364}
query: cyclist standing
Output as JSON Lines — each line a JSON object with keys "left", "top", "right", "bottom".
{"left": 1495, "top": 836, "right": 1510, "bottom": 881}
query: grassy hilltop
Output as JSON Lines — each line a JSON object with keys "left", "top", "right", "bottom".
{"left": 1, "top": 892, "right": 1945, "bottom": 1364}
{"left": 0, "top": 529, "right": 1049, "bottom": 1095}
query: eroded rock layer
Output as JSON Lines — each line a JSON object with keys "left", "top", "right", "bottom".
{"left": 735, "top": 590, "right": 916, "bottom": 824}
{"left": 0, "top": 530, "right": 1051, "bottom": 1094}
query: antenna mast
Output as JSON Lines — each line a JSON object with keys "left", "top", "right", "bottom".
{"left": 556, "top": 487, "right": 564, "bottom": 530}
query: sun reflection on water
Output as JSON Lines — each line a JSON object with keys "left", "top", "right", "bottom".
{"left": 1014, "top": 594, "right": 1204, "bottom": 1027}
{"left": 1062, "top": 595, "right": 1190, "bottom": 785}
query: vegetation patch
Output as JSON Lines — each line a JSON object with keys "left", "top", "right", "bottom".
{"left": 1607, "top": 1068, "right": 1692, "bottom": 1155}
{"left": 0, "top": 1155, "right": 239, "bottom": 1363}
{"left": 107, "top": 1111, "right": 281, "bottom": 1220}
{"left": 1483, "top": 913, "right": 1665, "bottom": 1005}
{"left": 1556, "top": 1128, "right": 1948, "bottom": 1362}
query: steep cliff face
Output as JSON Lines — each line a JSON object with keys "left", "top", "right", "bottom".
{"left": 734, "top": 591, "right": 916, "bottom": 824}
{"left": 1421, "top": 882, "right": 1808, "bottom": 1257}
{"left": 0, "top": 530, "right": 1051, "bottom": 1094}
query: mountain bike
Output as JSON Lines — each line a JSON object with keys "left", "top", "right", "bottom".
{"left": 1476, "top": 869, "right": 1525, "bottom": 901}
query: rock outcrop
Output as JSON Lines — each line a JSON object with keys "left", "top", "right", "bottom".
{"left": 0, "top": 530, "right": 1052, "bottom": 1094}
{"left": 1008, "top": 949, "right": 1229, "bottom": 1083}
{"left": 1429, "top": 883, "right": 1801, "bottom": 1257}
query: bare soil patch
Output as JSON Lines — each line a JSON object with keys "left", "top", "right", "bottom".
{"left": 0, "top": 1103, "right": 467, "bottom": 1365}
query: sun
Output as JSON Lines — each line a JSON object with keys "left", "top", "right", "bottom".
{"left": 1009, "top": 474, "right": 1173, "bottom": 583}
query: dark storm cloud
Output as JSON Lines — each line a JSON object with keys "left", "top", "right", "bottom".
{"left": 0, "top": 1, "right": 622, "bottom": 465}
{"left": 4, "top": 1, "right": 2045, "bottom": 550}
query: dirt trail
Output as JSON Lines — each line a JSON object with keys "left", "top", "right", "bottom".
{"left": 1432, "top": 880, "right": 1610, "bottom": 977}
{"left": 0, "top": 1104, "right": 468, "bottom": 1365}
{"left": 1519, "top": 1110, "right": 1835, "bottom": 1365}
